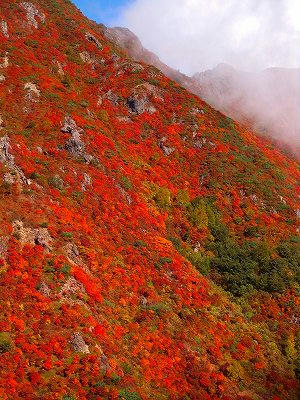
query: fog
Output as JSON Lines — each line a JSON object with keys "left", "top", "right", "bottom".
{"left": 192, "top": 65, "right": 300, "bottom": 158}
{"left": 115, "top": 0, "right": 300, "bottom": 158}
{"left": 118, "top": 0, "right": 300, "bottom": 75}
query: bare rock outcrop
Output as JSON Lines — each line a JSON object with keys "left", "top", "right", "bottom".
{"left": 0, "top": 54, "right": 9, "bottom": 69}
{"left": 159, "top": 137, "right": 175, "bottom": 156}
{"left": 126, "top": 83, "right": 158, "bottom": 115}
{"left": 1, "top": 21, "right": 9, "bottom": 38}
{"left": 12, "top": 220, "right": 52, "bottom": 251}
{"left": 85, "top": 32, "right": 102, "bottom": 49}
{"left": 55, "top": 60, "right": 65, "bottom": 76}
{"left": 38, "top": 281, "right": 51, "bottom": 297}
{"left": 70, "top": 332, "right": 90, "bottom": 354}
{"left": 61, "top": 116, "right": 93, "bottom": 163}
{"left": 79, "top": 51, "right": 96, "bottom": 64}
{"left": 100, "top": 90, "right": 120, "bottom": 106}
{"left": 140, "top": 295, "right": 148, "bottom": 307}
{"left": 61, "top": 116, "right": 84, "bottom": 136}
{"left": 0, "top": 136, "right": 30, "bottom": 184}
{"left": 3, "top": 172, "right": 15, "bottom": 185}
{"left": 0, "top": 136, "right": 14, "bottom": 164}
{"left": 116, "top": 184, "right": 133, "bottom": 205}
{"left": 81, "top": 173, "right": 92, "bottom": 191}
{"left": 63, "top": 243, "right": 90, "bottom": 274}
{"left": 24, "top": 82, "right": 40, "bottom": 102}
{"left": 60, "top": 277, "right": 85, "bottom": 298}
{"left": 96, "top": 344, "right": 110, "bottom": 371}
{"left": 20, "top": 2, "right": 45, "bottom": 29}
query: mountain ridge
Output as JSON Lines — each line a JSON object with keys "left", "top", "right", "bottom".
{"left": 104, "top": 25, "right": 300, "bottom": 161}
{"left": 0, "top": 1, "right": 299, "bottom": 399}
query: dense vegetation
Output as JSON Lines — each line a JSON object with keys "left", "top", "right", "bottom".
{"left": 0, "top": 0, "right": 299, "bottom": 399}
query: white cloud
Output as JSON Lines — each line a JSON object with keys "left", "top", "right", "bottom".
{"left": 116, "top": 0, "right": 300, "bottom": 74}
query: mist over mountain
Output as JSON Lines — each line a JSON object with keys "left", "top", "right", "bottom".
{"left": 119, "top": 0, "right": 300, "bottom": 74}
{"left": 0, "top": 1, "right": 299, "bottom": 399}
{"left": 192, "top": 64, "right": 300, "bottom": 160}
{"left": 104, "top": 25, "right": 300, "bottom": 160}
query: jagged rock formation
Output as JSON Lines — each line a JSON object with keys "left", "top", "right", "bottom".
{"left": 0, "top": 21, "right": 8, "bottom": 38}
{"left": 0, "top": 135, "right": 31, "bottom": 184}
{"left": 61, "top": 115, "right": 93, "bottom": 162}
{"left": 20, "top": 1, "right": 45, "bottom": 29}
{"left": 69, "top": 332, "right": 90, "bottom": 354}
{"left": 12, "top": 220, "right": 52, "bottom": 250}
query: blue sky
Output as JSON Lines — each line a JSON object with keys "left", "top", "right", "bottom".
{"left": 71, "top": 0, "right": 300, "bottom": 75}
{"left": 72, "top": 0, "right": 132, "bottom": 25}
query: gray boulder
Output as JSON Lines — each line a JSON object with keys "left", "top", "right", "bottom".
{"left": 70, "top": 332, "right": 90, "bottom": 354}
{"left": 159, "top": 137, "right": 175, "bottom": 156}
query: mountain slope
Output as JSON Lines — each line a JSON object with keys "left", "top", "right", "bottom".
{"left": 104, "top": 26, "right": 300, "bottom": 161}
{"left": 0, "top": 1, "right": 299, "bottom": 400}
{"left": 192, "top": 64, "right": 300, "bottom": 160}
{"left": 103, "top": 26, "right": 197, "bottom": 95}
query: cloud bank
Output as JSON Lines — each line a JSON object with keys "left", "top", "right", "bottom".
{"left": 117, "top": 0, "right": 300, "bottom": 75}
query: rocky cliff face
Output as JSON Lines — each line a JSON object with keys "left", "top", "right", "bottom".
{"left": 0, "top": 1, "right": 299, "bottom": 400}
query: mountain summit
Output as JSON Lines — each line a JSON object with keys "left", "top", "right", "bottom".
{"left": 0, "top": 1, "right": 299, "bottom": 399}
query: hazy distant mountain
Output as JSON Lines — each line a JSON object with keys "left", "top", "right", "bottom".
{"left": 192, "top": 64, "right": 300, "bottom": 159}
{"left": 105, "top": 27, "right": 300, "bottom": 159}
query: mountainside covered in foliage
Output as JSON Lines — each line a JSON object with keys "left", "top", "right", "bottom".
{"left": 105, "top": 26, "right": 300, "bottom": 161}
{"left": 192, "top": 64, "right": 300, "bottom": 161}
{"left": 0, "top": 1, "right": 299, "bottom": 400}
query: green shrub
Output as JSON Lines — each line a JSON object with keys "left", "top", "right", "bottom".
{"left": 61, "top": 76, "right": 71, "bottom": 88}
{"left": 133, "top": 240, "right": 147, "bottom": 248}
{"left": 186, "top": 251, "right": 210, "bottom": 275}
{"left": 67, "top": 101, "right": 77, "bottom": 109}
{"left": 159, "top": 257, "right": 172, "bottom": 264}
{"left": 65, "top": 45, "right": 83, "bottom": 65}
{"left": 80, "top": 100, "right": 89, "bottom": 108}
{"left": 154, "top": 187, "right": 171, "bottom": 208}
{"left": 98, "top": 110, "right": 109, "bottom": 122}
{"left": 218, "top": 116, "right": 235, "bottom": 129}
{"left": 61, "top": 264, "right": 71, "bottom": 277}
{"left": 119, "top": 389, "right": 141, "bottom": 400}
{"left": 24, "top": 39, "right": 39, "bottom": 48}
{"left": 62, "top": 232, "right": 73, "bottom": 239}
{"left": 0, "top": 332, "right": 12, "bottom": 353}
{"left": 44, "top": 91, "right": 60, "bottom": 102}
{"left": 176, "top": 189, "right": 190, "bottom": 207}
{"left": 48, "top": 175, "right": 64, "bottom": 190}
{"left": 84, "top": 77, "right": 98, "bottom": 85}
{"left": 186, "top": 197, "right": 208, "bottom": 230}
{"left": 30, "top": 172, "right": 41, "bottom": 180}
{"left": 120, "top": 176, "right": 133, "bottom": 191}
